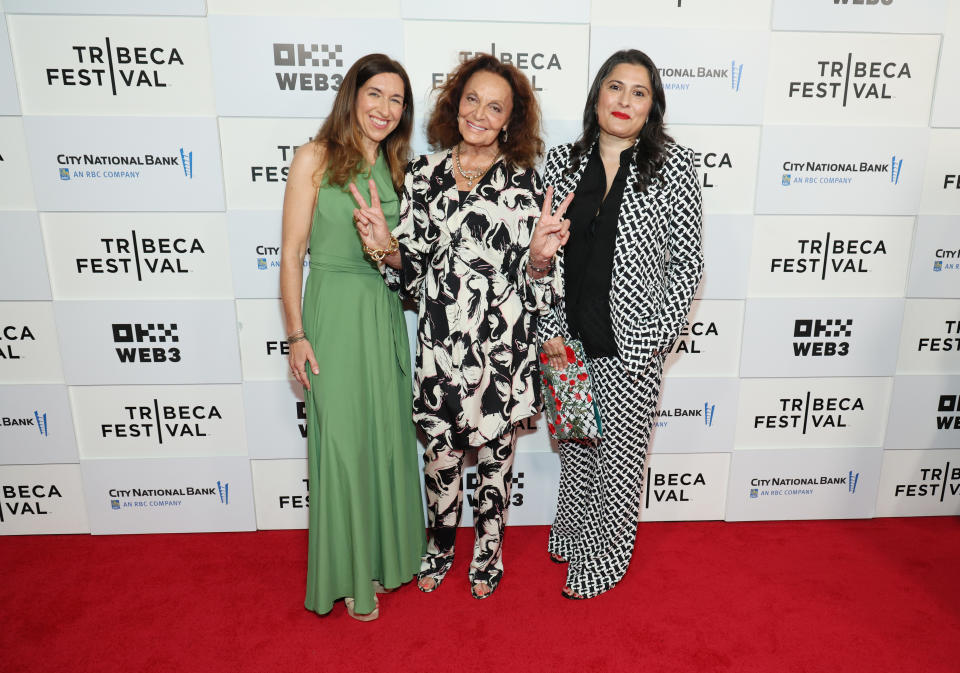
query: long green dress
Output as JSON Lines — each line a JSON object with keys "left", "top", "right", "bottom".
{"left": 303, "top": 153, "right": 425, "bottom": 616}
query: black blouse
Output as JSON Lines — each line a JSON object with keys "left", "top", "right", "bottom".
{"left": 563, "top": 144, "right": 633, "bottom": 358}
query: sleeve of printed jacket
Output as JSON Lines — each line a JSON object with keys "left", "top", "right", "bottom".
{"left": 535, "top": 146, "right": 569, "bottom": 346}
{"left": 378, "top": 158, "right": 431, "bottom": 300}
{"left": 658, "top": 146, "right": 704, "bottom": 352}
{"left": 512, "top": 168, "right": 561, "bottom": 315}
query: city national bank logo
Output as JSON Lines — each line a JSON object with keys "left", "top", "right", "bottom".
{"left": 937, "top": 394, "right": 960, "bottom": 430}
{"left": 274, "top": 42, "right": 344, "bottom": 92}
{"left": 932, "top": 247, "right": 960, "bottom": 273}
{"left": 112, "top": 323, "right": 181, "bottom": 364}
{"left": 76, "top": 231, "right": 206, "bottom": 280}
{"left": 644, "top": 468, "right": 707, "bottom": 508}
{"left": 787, "top": 54, "right": 911, "bottom": 107}
{"left": 434, "top": 44, "right": 562, "bottom": 91}
{"left": 0, "top": 324, "right": 36, "bottom": 361}
{"left": 793, "top": 318, "right": 853, "bottom": 357}
{"left": 748, "top": 470, "right": 859, "bottom": 498}
{"left": 753, "top": 391, "right": 864, "bottom": 433}
{"left": 781, "top": 155, "right": 902, "bottom": 187}
{"left": 0, "top": 483, "right": 63, "bottom": 522}
{"left": 107, "top": 480, "right": 231, "bottom": 511}
{"left": 255, "top": 243, "right": 308, "bottom": 271}
{"left": 916, "top": 319, "right": 960, "bottom": 354}
{"left": 655, "top": 402, "right": 716, "bottom": 429}
{"left": 45, "top": 39, "right": 185, "bottom": 95}
{"left": 99, "top": 398, "right": 223, "bottom": 443}
{"left": 0, "top": 410, "right": 48, "bottom": 436}
{"left": 659, "top": 60, "right": 743, "bottom": 92}
{"left": 466, "top": 471, "right": 524, "bottom": 507}
{"left": 770, "top": 234, "right": 887, "bottom": 280}
{"left": 892, "top": 461, "right": 959, "bottom": 502}
{"left": 55, "top": 148, "right": 193, "bottom": 181}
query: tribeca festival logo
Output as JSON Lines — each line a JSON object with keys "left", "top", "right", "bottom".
{"left": 250, "top": 140, "right": 311, "bottom": 184}
{"left": 692, "top": 149, "right": 733, "bottom": 189}
{"left": 793, "top": 318, "right": 853, "bottom": 357}
{"left": 937, "top": 395, "right": 960, "bottom": 431}
{"left": 833, "top": 0, "right": 894, "bottom": 5}
{"left": 111, "top": 322, "right": 181, "bottom": 363}
{"left": 659, "top": 60, "right": 742, "bottom": 93}
{"left": 669, "top": 319, "right": 718, "bottom": 355}
{"left": 748, "top": 469, "right": 858, "bottom": 499}
{"left": 770, "top": 234, "right": 887, "bottom": 279}
{"left": 274, "top": 42, "right": 344, "bottom": 91}
{"left": 56, "top": 147, "right": 192, "bottom": 181}
{"left": 787, "top": 53, "right": 911, "bottom": 106}
{"left": 0, "top": 410, "right": 48, "bottom": 436}
{"left": 0, "top": 324, "right": 36, "bottom": 361}
{"left": 753, "top": 390, "right": 864, "bottom": 432}
{"left": 781, "top": 155, "right": 901, "bottom": 188}
{"left": 916, "top": 320, "right": 960, "bottom": 354}
{"left": 107, "top": 480, "right": 230, "bottom": 511}
{"left": 99, "top": 398, "right": 223, "bottom": 443}
{"left": 45, "top": 39, "right": 185, "bottom": 94}
{"left": 75, "top": 231, "right": 205, "bottom": 279}
{"left": 892, "top": 460, "right": 960, "bottom": 502}
{"left": 644, "top": 468, "right": 707, "bottom": 508}
{"left": 435, "top": 44, "right": 562, "bottom": 91}
{"left": 0, "top": 483, "right": 63, "bottom": 522}
{"left": 466, "top": 471, "right": 524, "bottom": 507}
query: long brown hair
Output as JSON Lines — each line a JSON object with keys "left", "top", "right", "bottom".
{"left": 312, "top": 53, "right": 413, "bottom": 191}
{"left": 426, "top": 54, "right": 543, "bottom": 170}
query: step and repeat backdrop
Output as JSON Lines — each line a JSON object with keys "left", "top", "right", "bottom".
{"left": 1, "top": 0, "right": 958, "bottom": 535}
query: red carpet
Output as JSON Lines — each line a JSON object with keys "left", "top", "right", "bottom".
{"left": 2, "top": 518, "right": 958, "bottom": 673}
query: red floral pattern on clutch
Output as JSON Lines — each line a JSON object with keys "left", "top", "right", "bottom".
{"left": 539, "top": 338, "right": 602, "bottom": 440}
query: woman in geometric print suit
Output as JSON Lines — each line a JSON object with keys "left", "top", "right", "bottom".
{"left": 539, "top": 49, "right": 703, "bottom": 599}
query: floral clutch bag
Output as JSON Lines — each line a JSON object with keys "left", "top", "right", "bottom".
{"left": 538, "top": 338, "right": 603, "bottom": 440}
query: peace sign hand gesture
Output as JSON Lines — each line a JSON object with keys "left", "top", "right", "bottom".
{"left": 350, "top": 179, "right": 393, "bottom": 252}
{"left": 529, "top": 185, "right": 573, "bottom": 267}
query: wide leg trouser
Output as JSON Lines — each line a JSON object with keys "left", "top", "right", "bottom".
{"left": 421, "top": 428, "right": 517, "bottom": 586}
{"left": 548, "top": 353, "right": 664, "bottom": 597}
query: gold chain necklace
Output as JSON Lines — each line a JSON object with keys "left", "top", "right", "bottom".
{"left": 454, "top": 143, "right": 499, "bottom": 189}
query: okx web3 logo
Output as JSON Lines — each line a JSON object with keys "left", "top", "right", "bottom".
{"left": 111, "top": 322, "right": 181, "bottom": 364}
{"left": 793, "top": 318, "right": 853, "bottom": 357}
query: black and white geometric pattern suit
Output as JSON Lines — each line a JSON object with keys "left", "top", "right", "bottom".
{"left": 539, "top": 140, "right": 703, "bottom": 597}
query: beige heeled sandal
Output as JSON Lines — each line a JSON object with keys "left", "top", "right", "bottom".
{"left": 344, "top": 595, "right": 379, "bottom": 622}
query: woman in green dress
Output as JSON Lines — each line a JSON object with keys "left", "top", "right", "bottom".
{"left": 280, "top": 53, "right": 425, "bottom": 622}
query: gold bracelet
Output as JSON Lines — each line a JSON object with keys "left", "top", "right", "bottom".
{"left": 527, "top": 258, "right": 553, "bottom": 274}
{"left": 286, "top": 329, "right": 306, "bottom": 345}
{"left": 362, "top": 235, "right": 399, "bottom": 262}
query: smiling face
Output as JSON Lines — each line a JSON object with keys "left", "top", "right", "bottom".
{"left": 595, "top": 63, "right": 654, "bottom": 142}
{"left": 354, "top": 71, "right": 405, "bottom": 148}
{"left": 456, "top": 70, "right": 514, "bottom": 149}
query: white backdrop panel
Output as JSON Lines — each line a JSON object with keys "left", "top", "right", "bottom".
{"left": 0, "top": 212, "right": 51, "bottom": 300}
{"left": 747, "top": 216, "right": 913, "bottom": 297}
{"left": 242, "top": 381, "right": 307, "bottom": 459}
{"left": 42, "top": 213, "right": 233, "bottom": 300}
{"left": 0, "top": 117, "right": 36, "bottom": 209}
{"left": 589, "top": 27, "right": 769, "bottom": 125}
{"left": 0, "top": 301, "right": 64, "bottom": 384}
{"left": 23, "top": 116, "right": 225, "bottom": 212}
{"left": 885, "top": 375, "right": 960, "bottom": 450}
{"left": 771, "top": 0, "right": 948, "bottom": 33}
{"left": 874, "top": 449, "right": 960, "bottom": 517}
{"left": 9, "top": 15, "right": 216, "bottom": 116}
{"left": 208, "top": 16, "right": 404, "bottom": 117}
{"left": 755, "top": 126, "right": 928, "bottom": 215}
{"left": 0, "top": 12, "right": 20, "bottom": 115}
{"left": 734, "top": 377, "right": 892, "bottom": 449}
{"left": 403, "top": 21, "right": 589, "bottom": 123}
{"left": 219, "top": 117, "right": 320, "bottom": 210}
{"left": 591, "top": 0, "right": 773, "bottom": 30}
{"left": 80, "top": 456, "right": 256, "bottom": 534}
{"left": 696, "top": 215, "right": 752, "bottom": 300}
{"left": 228, "top": 210, "right": 309, "bottom": 299}
{"left": 725, "top": 446, "right": 882, "bottom": 521}
{"left": 0, "top": 384, "right": 77, "bottom": 465}
{"left": 895, "top": 299, "right": 960, "bottom": 374}
{"left": 70, "top": 385, "right": 248, "bottom": 459}
{"left": 663, "top": 299, "right": 744, "bottom": 378}
{"left": 670, "top": 126, "right": 761, "bottom": 214}
{"left": 930, "top": 0, "right": 960, "bottom": 127}
{"left": 401, "top": 0, "right": 589, "bottom": 23}
{"left": 250, "top": 458, "right": 309, "bottom": 530}
{"left": 206, "top": 0, "right": 396, "bottom": 17}
{"left": 906, "top": 216, "right": 960, "bottom": 298}
{"left": 2, "top": 1, "right": 206, "bottom": 15}
{"left": 739, "top": 297, "right": 904, "bottom": 378}
{"left": 639, "top": 452, "right": 730, "bottom": 522}
{"left": 763, "top": 32, "right": 939, "bottom": 126}
{"left": 54, "top": 300, "right": 242, "bottom": 385}
{"left": 236, "top": 299, "right": 290, "bottom": 381}
{"left": 920, "top": 129, "right": 960, "bottom": 214}
{"left": 0, "top": 463, "right": 89, "bottom": 535}
{"left": 649, "top": 377, "right": 738, "bottom": 453}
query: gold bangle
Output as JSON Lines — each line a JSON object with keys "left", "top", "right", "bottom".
{"left": 362, "top": 235, "right": 399, "bottom": 262}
